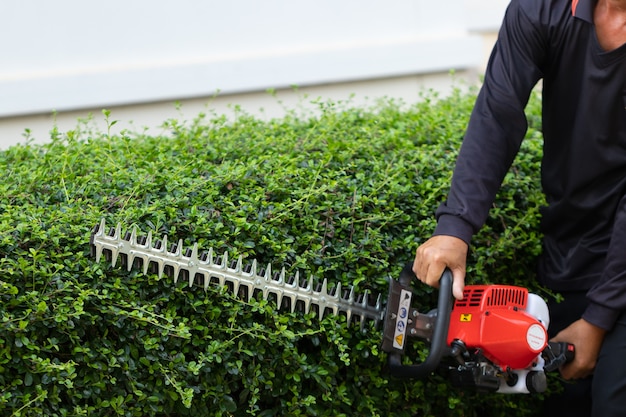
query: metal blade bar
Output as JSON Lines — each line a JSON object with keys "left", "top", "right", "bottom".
{"left": 90, "top": 219, "right": 384, "bottom": 330}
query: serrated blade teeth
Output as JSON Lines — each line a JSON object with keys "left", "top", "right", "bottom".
{"left": 108, "top": 223, "right": 124, "bottom": 268}
{"left": 375, "top": 293, "right": 383, "bottom": 309}
{"left": 236, "top": 256, "right": 243, "bottom": 272}
{"left": 320, "top": 279, "right": 328, "bottom": 297}
{"left": 278, "top": 268, "right": 286, "bottom": 285}
{"left": 172, "top": 265, "right": 181, "bottom": 284}
{"left": 335, "top": 282, "right": 342, "bottom": 300}
{"left": 348, "top": 286, "right": 356, "bottom": 303}
{"left": 142, "top": 231, "right": 153, "bottom": 274}
{"left": 298, "top": 298, "right": 307, "bottom": 314}
{"left": 222, "top": 251, "right": 229, "bottom": 268}
{"left": 231, "top": 277, "right": 241, "bottom": 296}
{"left": 187, "top": 243, "right": 200, "bottom": 287}
{"left": 90, "top": 219, "right": 385, "bottom": 330}
{"left": 92, "top": 218, "right": 107, "bottom": 263}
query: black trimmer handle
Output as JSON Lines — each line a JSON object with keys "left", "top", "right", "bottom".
{"left": 542, "top": 341, "right": 576, "bottom": 372}
{"left": 387, "top": 263, "right": 454, "bottom": 378}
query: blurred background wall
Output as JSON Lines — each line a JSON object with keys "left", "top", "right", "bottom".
{"left": 0, "top": 0, "right": 508, "bottom": 149}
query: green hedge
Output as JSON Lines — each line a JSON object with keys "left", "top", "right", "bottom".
{"left": 1, "top": 88, "right": 548, "bottom": 416}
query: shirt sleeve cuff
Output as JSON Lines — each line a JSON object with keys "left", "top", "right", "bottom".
{"left": 433, "top": 214, "right": 474, "bottom": 246}
{"left": 582, "top": 302, "right": 621, "bottom": 331}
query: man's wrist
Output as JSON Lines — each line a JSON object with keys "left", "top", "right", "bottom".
{"left": 582, "top": 302, "right": 621, "bottom": 331}
{"left": 433, "top": 214, "right": 473, "bottom": 246}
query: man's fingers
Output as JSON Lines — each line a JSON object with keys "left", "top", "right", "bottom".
{"left": 549, "top": 319, "right": 606, "bottom": 381}
{"left": 412, "top": 255, "right": 439, "bottom": 286}
{"left": 413, "top": 235, "right": 469, "bottom": 298}
{"left": 413, "top": 259, "right": 466, "bottom": 300}
{"left": 412, "top": 249, "right": 426, "bottom": 282}
{"left": 559, "top": 361, "right": 593, "bottom": 380}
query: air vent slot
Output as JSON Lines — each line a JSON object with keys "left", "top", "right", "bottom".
{"left": 455, "top": 287, "right": 485, "bottom": 307}
{"left": 454, "top": 285, "right": 528, "bottom": 310}
{"left": 485, "top": 287, "right": 527, "bottom": 308}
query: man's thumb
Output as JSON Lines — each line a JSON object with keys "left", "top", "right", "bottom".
{"left": 451, "top": 270, "right": 465, "bottom": 300}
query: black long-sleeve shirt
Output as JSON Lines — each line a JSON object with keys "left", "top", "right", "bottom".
{"left": 434, "top": 0, "right": 626, "bottom": 330}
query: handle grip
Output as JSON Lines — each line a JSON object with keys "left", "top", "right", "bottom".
{"left": 387, "top": 263, "right": 454, "bottom": 379}
{"left": 542, "top": 341, "right": 576, "bottom": 372}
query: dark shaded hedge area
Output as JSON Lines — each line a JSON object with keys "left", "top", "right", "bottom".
{"left": 1, "top": 88, "right": 549, "bottom": 416}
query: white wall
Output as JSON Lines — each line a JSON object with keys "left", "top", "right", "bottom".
{"left": 0, "top": 0, "right": 509, "bottom": 149}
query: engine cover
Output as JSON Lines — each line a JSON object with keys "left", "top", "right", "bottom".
{"left": 447, "top": 285, "right": 548, "bottom": 370}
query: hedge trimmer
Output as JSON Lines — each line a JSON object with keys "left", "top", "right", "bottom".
{"left": 90, "top": 219, "right": 574, "bottom": 394}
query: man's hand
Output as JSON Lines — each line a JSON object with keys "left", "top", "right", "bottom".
{"left": 551, "top": 319, "right": 606, "bottom": 380}
{"left": 413, "top": 235, "right": 468, "bottom": 300}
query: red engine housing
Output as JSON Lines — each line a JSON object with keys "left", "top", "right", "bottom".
{"left": 447, "top": 285, "right": 548, "bottom": 370}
